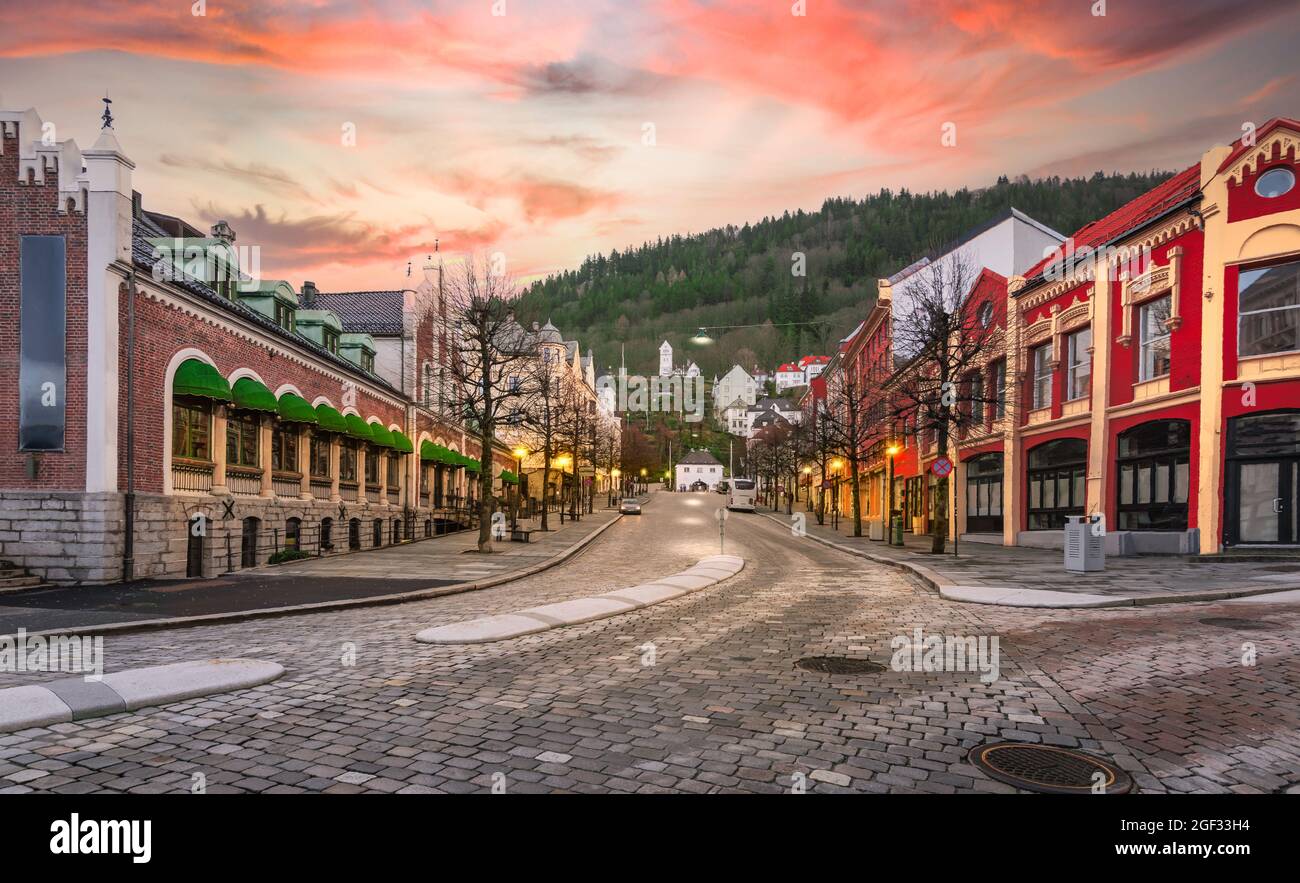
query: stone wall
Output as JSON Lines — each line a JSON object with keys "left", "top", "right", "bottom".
{"left": 0, "top": 492, "right": 124, "bottom": 583}
{"left": 2, "top": 489, "right": 465, "bottom": 585}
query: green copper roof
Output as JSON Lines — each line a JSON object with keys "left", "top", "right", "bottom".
{"left": 174, "top": 359, "right": 233, "bottom": 401}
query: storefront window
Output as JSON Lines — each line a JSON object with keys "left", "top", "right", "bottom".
{"left": 172, "top": 399, "right": 211, "bottom": 460}
{"left": 1026, "top": 438, "right": 1086, "bottom": 530}
{"left": 1117, "top": 420, "right": 1191, "bottom": 530}
{"left": 387, "top": 457, "right": 399, "bottom": 488}
{"left": 365, "top": 448, "right": 379, "bottom": 484}
{"left": 310, "top": 434, "right": 331, "bottom": 478}
{"left": 1238, "top": 259, "right": 1300, "bottom": 358}
{"left": 339, "top": 440, "right": 357, "bottom": 482}
{"left": 1139, "top": 296, "right": 1172, "bottom": 380}
{"left": 226, "top": 412, "right": 260, "bottom": 468}
{"left": 271, "top": 427, "right": 299, "bottom": 472}
{"left": 964, "top": 452, "right": 1003, "bottom": 533}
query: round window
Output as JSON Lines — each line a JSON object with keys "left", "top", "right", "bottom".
{"left": 977, "top": 301, "right": 994, "bottom": 328}
{"left": 1255, "top": 167, "right": 1296, "bottom": 198}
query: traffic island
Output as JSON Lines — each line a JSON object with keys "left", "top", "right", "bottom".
{"left": 0, "top": 658, "right": 284, "bottom": 733}
{"left": 414, "top": 555, "right": 745, "bottom": 644}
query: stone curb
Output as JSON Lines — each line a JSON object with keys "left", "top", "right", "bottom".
{"left": 414, "top": 554, "right": 746, "bottom": 644}
{"left": 0, "top": 515, "right": 623, "bottom": 642}
{"left": 0, "top": 658, "right": 284, "bottom": 733}
{"left": 757, "top": 511, "right": 1300, "bottom": 609}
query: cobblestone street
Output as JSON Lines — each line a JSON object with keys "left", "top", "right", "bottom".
{"left": 2, "top": 490, "right": 1298, "bottom": 794}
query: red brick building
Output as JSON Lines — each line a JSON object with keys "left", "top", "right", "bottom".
{"left": 1, "top": 105, "right": 516, "bottom": 584}
{"left": 817, "top": 117, "right": 1300, "bottom": 557}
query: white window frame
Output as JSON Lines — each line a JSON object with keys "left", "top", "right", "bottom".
{"left": 1139, "top": 296, "right": 1172, "bottom": 381}
{"left": 1031, "top": 343, "right": 1053, "bottom": 410}
{"left": 1066, "top": 327, "right": 1092, "bottom": 401}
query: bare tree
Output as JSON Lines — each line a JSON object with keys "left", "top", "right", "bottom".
{"left": 556, "top": 372, "right": 595, "bottom": 521}
{"left": 887, "top": 254, "right": 1006, "bottom": 553}
{"left": 442, "top": 255, "right": 527, "bottom": 553}
{"left": 515, "top": 350, "right": 565, "bottom": 532}
{"left": 821, "top": 361, "right": 885, "bottom": 537}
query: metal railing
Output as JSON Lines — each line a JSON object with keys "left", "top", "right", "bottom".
{"left": 171, "top": 461, "right": 213, "bottom": 493}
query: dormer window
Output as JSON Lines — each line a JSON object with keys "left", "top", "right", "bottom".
{"left": 361, "top": 352, "right": 374, "bottom": 373}
{"left": 324, "top": 330, "right": 339, "bottom": 353}
{"left": 1255, "top": 167, "right": 1296, "bottom": 199}
{"left": 275, "top": 302, "right": 295, "bottom": 331}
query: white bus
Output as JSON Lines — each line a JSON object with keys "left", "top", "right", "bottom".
{"left": 727, "top": 478, "right": 756, "bottom": 512}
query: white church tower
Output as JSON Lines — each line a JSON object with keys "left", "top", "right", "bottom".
{"left": 659, "top": 340, "right": 673, "bottom": 377}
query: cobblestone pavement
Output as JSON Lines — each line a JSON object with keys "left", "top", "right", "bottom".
{"left": 2, "top": 491, "right": 1298, "bottom": 794}
{"left": 776, "top": 505, "right": 1300, "bottom": 599}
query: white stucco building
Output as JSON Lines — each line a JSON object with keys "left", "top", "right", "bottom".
{"left": 674, "top": 449, "right": 724, "bottom": 490}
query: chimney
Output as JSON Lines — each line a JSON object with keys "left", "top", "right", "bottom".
{"left": 211, "top": 219, "right": 236, "bottom": 243}
{"left": 301, "top": 280, "right": 318, "bottom": 303}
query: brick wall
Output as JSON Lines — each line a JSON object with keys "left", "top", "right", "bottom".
{"left": 0, "top": 125, "right": 88, "bottom": 490}
{"left": 117, "top": 288, "right": 407, "bottom": 494}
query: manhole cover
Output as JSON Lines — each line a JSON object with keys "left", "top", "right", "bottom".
{"left": 1199, "top": 617, "right": 1275, "bottom": 630}
{"left": 968, "top": 742, "right": 1133, "bottom": 794}
{"left": 794, "top": 656, "right": 886, "bottom": 675}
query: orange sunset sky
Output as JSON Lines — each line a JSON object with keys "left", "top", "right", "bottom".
{"left": 2, "top": 0, "right": 1298, "bottom": 289}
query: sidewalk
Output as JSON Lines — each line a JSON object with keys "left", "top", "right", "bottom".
{"left": 0, "top": 508, "right": 622, "bottom": 637}
{"left": 760, "top": 506, "right": 1300, "bottom": 608}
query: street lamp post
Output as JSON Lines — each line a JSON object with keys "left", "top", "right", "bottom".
{"left": 886, "top": 443, "right": 900, "bottom": 545}
{"left": 830, "top": 458, "right": 843, "bottom": 531}
{"left": 802, "top": 465, "right": 812, "bottom": 511}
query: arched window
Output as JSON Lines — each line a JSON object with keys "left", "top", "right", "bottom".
{"left": 320, "top": 517, "right": 334, "bottom": 550}
{"left": 372, "top": 518, "right": 383, "bottom": 547}
{"left": 348, "top": 518, "right": 361, "bottom": 551}
{"left": 1026, "top": 438, "right": 1087, "bottom": 530}
{"left": 285, "top": 517, "right": 302, "bottom": 551}
{"left": 424, "top": 518, "right": 433, "bottom": 538}
{"left": 1117, "top": 420, "right": 1191, "bottom": 531}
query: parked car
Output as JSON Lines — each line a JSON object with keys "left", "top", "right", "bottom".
{"left": 619, "top": 498, "right": 642, "bottom": 515}
{"left": 716, "top": 481, "right": 729, "bottom": 495}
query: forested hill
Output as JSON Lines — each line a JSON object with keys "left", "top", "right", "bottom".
{"left": 512, "top": 170, "right": 1175, "bottom": 380}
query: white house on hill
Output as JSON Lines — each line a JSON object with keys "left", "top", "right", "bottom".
{"left": 675, "top": 449, "right": 724, "bottom": 490}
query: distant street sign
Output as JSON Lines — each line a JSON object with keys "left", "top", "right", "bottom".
{"left": 821, "top": 479, "right": 832, "bottom": 489}
{"left": 931, "top": 456, "right": 953, "bottom": 478}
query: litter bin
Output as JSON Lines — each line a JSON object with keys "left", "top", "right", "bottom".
{"left": 1064, "top": 515, "right": 1105, "bottom": 572}
{"left": 890, "top": 514, "right": 904, "bottom": 546}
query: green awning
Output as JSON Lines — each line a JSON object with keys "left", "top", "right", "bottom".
{"left": 231, "top": 377, "right": 278, "bottom": 413}
{"left": 369, "top": 422, "right": 396, "bottom": 449}
{"left": 499, "top": 469, "right": 519, "bottom": 484}
{"left": 391, "top": 430, "right": 413, "bottom": 454}
{"left": 420, "top": 440, "right": 441, "bottom": 462}
{"left": 344, "top": 413, "right": 372, "bottom": 441}
{"left": 277, "top": 393, "right": 318, "bottom": 424}
{"left": 463, "top": 454, "right": 481, "bottom": 473}
{"left": 315, "top": 404, "right": 348, "bottom": 433}
{"left": 174, "top": 359, "right": 232, "bottom": 401}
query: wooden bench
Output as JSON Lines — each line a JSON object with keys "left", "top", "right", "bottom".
{"left": 510, "top": 528, "right": 534, "bottom": 543}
